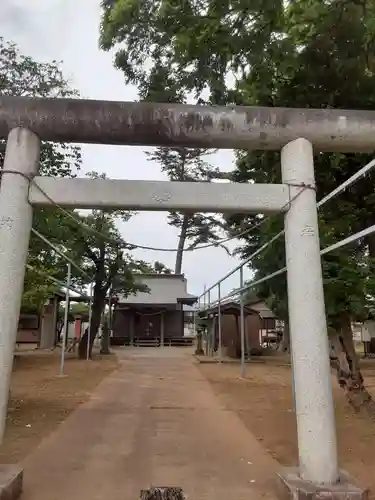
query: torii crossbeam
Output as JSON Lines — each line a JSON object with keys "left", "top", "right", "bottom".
{"left": 0, "top": 95, "right": 375, "bottom": 151}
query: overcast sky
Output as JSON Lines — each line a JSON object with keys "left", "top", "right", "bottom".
{"left": 0, "top": 0, "right": 253, "bottom": 299}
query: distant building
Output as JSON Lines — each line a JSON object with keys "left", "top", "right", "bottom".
{"left": 17, "top": 291, "right": 64, "bottom": 348}
{"left": 112, "top": 274, "right": 197, "bottom": 346}
{"left": 245, "top": 298, "right": 284, "bottom": 346}
{"left": 198, "top": 300, "right": 262, "bottom": 357}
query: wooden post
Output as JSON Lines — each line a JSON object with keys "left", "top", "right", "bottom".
{"left": 211, "top": 316, "right": 217, "bottom": 356}
{"left": 160, "top": 312, "right": 164, "bottom": 347}
{"left": 130, "top": 313, "right": 135, "bottom": 346}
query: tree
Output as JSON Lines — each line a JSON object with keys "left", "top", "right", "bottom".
{"left": 99, "top": 0, "right": 284, "bottom": 106}
{"left": 57, "top": 172, "right": 148, "bottom": 358}
{"left": 0, "top": 37, "right": 81, "bottom": 174}
{"left": 101, "top": 0, "right": 375, "bottom": 413}
{"left": 0, "top": 37, "right": 82, "bottom": 309}
{"left": 147, "top": 146, "right": 228, "bottom": 273}
{"left": 227, "top": 1, "right": 375, "bottom": 413}
{"left": 136, "top": 259, "right": 173, "bottom": 274}
{"left": 59, "top": 302, "right": 90, "bottom": 322}
{"left": 152, "top": 261, "right": 173, "bottom": 274}
{"left": 100, "top": 15, "right": 229, "bottom": 273}
{"left": 21, "top": 259, "right": 59, "bottom": 312}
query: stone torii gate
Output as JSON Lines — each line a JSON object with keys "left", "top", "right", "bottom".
{"left": 0, "top": 96, "right": 371, "bottom": 500}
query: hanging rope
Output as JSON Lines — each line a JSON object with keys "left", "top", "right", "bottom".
{"left": 135, "top": 310, "right": 166, "bottom": 317}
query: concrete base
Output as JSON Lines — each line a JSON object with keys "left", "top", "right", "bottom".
{"left": 0, "top": 465, "right": 23, "bottom": 500}
{"left": 276, "top": 467, "right": 368, "bottom": 500}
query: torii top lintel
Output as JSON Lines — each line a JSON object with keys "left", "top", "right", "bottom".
{"left": 0, "top": 96, "right": 375, "bottom": 153}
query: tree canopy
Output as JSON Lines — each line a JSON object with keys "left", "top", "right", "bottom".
{"left": 40, "top": 171, "right": 152, "bottom": 357}
{"left": 0, "top": 37, "right": 82, "bottom": 310}
{"left": 100, "top": 0, "right": 375, "bottom": 408}
{"left": 100, "top": 0, "right": 375, "bottom": 323}
{"left": 1, "top": 38, "right": 172, "bottom": 356}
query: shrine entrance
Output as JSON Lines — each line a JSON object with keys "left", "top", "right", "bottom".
{"left": 1, "top": 96, "right": 375, "bottom": 492}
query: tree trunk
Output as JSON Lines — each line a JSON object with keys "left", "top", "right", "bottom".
{"left": 367, "top": 233, "right": 375, "bottom": 257}
{"left": 175, "top": 214, "right": 190, "bottom": 274}
{"left": 100, "top": 318, "right": 111, "bottom": 355}
{"left": 331, "top": 315, "right": 375, "bottom": 417}
{"left": 78, "top": 288, "right": 106, "bottom": 359}
{"left": 57, "top": 321, "right": 63, "bottom": 343}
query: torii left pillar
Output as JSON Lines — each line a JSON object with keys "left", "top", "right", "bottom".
{"left": 0, "top": 127, "right": 40, "bottom": 451}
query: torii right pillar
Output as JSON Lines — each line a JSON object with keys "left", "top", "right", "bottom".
{"left": 278, "top": 138, "right": 367, "bottom": 500}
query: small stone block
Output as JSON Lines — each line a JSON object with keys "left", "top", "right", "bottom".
{"left": 140, "top": 487, "right": 185, "bottom": 500}
{"left": 0, "top": 465, "right": 23, "bottom": 500}
{"left": 276, "top": 467, "right": 368, "bottom": 500}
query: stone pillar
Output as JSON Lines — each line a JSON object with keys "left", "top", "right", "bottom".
{"left": 276, "top": 138, "right": 367, "bottom": 500}
{"left": 0, "top": 128, "right": 40, "bottom": 444}
{"left": 282, "top": 138, "right": 337, "bottom": 484}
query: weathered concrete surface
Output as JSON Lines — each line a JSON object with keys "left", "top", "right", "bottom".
{"left": 0, "top": 465, "right": 23, "bottom": 500}
{"left": 282, "top": 138, "right": 337, "bottom": 483}
{"left": 276, "top": 467, "right": 368, "bottom": 500}
{"left": 28, "top": 177, "right": 290, "bottom": 213}
{"left": 0, "top": 128, "right": 40, "bottom": 445}
{"left": 19, "top": 348, "right": 279, "bottom": 500}
{"left": 2, "top": 96, "right": 375, "bottom": 151}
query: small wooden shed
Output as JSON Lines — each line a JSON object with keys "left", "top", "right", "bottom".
{"left": 198, "top": 301, "right": 261, "bottom": 358}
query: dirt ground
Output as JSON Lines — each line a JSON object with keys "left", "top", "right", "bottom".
{"left": 198, "top": 359, "right": 375, "bottom": 498}
{"left": 0, "top": 348, "right": 117, "bottom": 463}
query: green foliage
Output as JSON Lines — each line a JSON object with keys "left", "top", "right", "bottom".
{"left": 230, "top": 0, "right": 375, "bottom": 324}
{"left": 100, "top": 0, "right": 285, "bottom": 104}
{"left": 100, "top": 0, "right": 375, "bottom": 325}
{"left": 0, "top": 37, "right": 81, "bottom": 175}
{"left": 58, "top": 302, "right": 90, "bottom": 323}
{"left": 47, "top": 171, "right": 158, "bottom": 352}
{"left": 101, "top": 2, "right": 235, "bottom": 273}
{"left": 136, "top": 260, "right": 173, "bottom": 274}
{"left": 70, "top": 303, "right": 90, "bottom": 316}
{"left": 149, "top": 147, "right": 218, "bottom": 182}
{"left": 54, "top": 173, "right": 145, "bottom": 297}
{"left": 0, "top": 38, "right": 82, "bottom": 309}
{"left": 49, "top": 172, "right": 159, "bottom": 357}
{"left": 152, "top": 261, "right": 173, "bottom": 274}
{"left": 21, "top": 259, "right": 60, "bottom": 312}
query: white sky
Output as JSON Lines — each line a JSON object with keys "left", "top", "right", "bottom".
{"left": 0, "top": 0, "right": 254, "bottom": 299}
